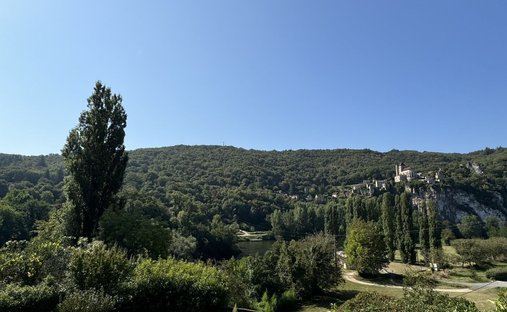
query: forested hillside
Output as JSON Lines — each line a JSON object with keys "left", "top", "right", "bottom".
{"left": 1, "top": 145, "right": 506, "bottom": 233}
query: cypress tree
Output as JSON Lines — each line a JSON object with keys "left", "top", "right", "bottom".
{"left": 324, "top": 204, "right": 339, "bottom": 236}
{"left": 395, "top": 194, "right": 404, "bottom": 261}
{"left": 400, "top": 192, "right": 416, "bottom": 263}
{"left": 428, "top": 200, "right": 442, "bottom": 250}
{"left": 381, "top": 193, "right": 396, "bottom": 261}
{"left": 418, "top": 201, "right": 430, "bottom": 264}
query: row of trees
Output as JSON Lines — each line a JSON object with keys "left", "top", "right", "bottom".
{"left": 271, "top": 191, "right": 443, "bottom": 266}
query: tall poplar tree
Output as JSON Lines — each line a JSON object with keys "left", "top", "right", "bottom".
{"left": 400, "top": 192, "right": 416, "bottom": 263}
{"left": 418, "top": 201, "right": 430, "bottom": 264}
{"left": 428, "top": 200, "right": 442, "bottom": 250}
{"left": 395, "top": 194, "right": 404, "bottom": 260}
{"left": 62, "top": 81, "right": 128, "bottom": 240}
{"left": 381, "top": 193, "right": 396, "bottom": 261}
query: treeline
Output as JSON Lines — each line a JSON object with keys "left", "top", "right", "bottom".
{"left": 270, "top": 192, "right": 442, "bottom": 264}
{"left": 1, "top": 145, "right": 507, "bottom": 233}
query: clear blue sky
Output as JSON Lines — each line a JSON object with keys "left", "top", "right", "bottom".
{"left": 1, "top": 1, "right": 506, "bottom": 155}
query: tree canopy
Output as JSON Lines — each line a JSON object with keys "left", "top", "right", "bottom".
{"left": 62, "top": 81, "right": 128, "bottom": 240}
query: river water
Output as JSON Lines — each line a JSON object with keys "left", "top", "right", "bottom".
{"left": 237, "top": 240, "right": 274, "bottom": 257}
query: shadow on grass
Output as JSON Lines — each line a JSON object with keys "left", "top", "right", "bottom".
{"left": 357, "top": 272, "right": 405, "bottom": 286}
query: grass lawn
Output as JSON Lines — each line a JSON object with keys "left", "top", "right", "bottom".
{"left": 297, "top": 280, "right": 405, "bottom": 312}
{"left": 298, "top": 281, "right": 501, "bottom": 312}
{"left": 447, "top": 287, "right": 503, "bottom": 312}
{"left": 298, "top": 246, "right": 506, "bottom": 311}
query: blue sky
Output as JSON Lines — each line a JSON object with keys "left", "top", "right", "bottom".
{"left": 1, "top": 1, "right": 506, "bottom": 155}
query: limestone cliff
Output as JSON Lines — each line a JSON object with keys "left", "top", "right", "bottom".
{"left": 411, "top": 186, "right": 506, "bottom": 223}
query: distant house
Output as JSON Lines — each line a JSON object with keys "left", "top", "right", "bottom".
{"left": 337, "top": 250, "right": 347, "bottom": 269}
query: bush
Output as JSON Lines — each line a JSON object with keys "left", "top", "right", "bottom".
{"left": 497, "top": 290, "right": 507, "bottom": 312}
{"left": 0, "top": 240, "right": 69, "bottom": 285}
{"left": 334, "top": 287, "right": 479, "bottom": 312}
{"left": 485, "top": 267, "right": 507, "bottom": 281}
{"left": 337, "top": 292, "right": 396, "bottom": 312}
{"left": 68, "top": 241, "right": 133, "bottom": 295}
{"left": 58, "top": 289, "right": 116, "bottom": 312}
{"left": 99, "top": 208, "right": 172, "bottom": 259}
{"left": 121, "top": 258, "right": 229, "bottom": 312}
{"left": 277, "top": 289, "right": 299, "bottom": 311}
{"left": 0, "top": 278, "right": 60, "bottom": 312}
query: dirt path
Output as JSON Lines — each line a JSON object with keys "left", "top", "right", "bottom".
{"left": 344, "top": 272, "right": 472, "bottom": 293}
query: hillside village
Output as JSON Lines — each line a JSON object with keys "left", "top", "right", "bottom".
{"left": 336, "top": 163, "right": 445, "bottom": 197}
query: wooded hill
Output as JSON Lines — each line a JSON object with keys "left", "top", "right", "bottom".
{"left": 1, "top": 145, "right": 506, "bottom": 232}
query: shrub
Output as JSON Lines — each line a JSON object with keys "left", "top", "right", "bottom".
{"left": 485, "top": 267, "right": 507, "bottom": 281}
{"left": 497, "top": 290, "right": 507, "bottom": 312}
{"left": 58, "top": 289, "right": 116, "bottom": 312}
{"left": 99, "top": 208, "right": 172, "bottom": 259}
{"left": 0, "top": 278, "right": 60, "bottom": 312}
{"left": 0, "top": 240, "right": 70, "bottom": 286}
{"left": 68, "top": 241, "right": 133, "bottom": 295}
{"left": 257, "top": 291, "right": 277, "bottom": 312}
{"left": 0, "top": 249, "right": 42, "bottom": 285}
{"left": 277, "top": 289, "right": 299, "bottom": 311}
{"left": 337, "top": 292, "right": 396, "bottom": 312}
{"left": 121, "top": 258, "right": 229, "bottom": 312}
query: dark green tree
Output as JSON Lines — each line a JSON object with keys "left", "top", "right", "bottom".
{"left": 324, "top": 204, "right": 339, "bottom": 236}
{"left": 394, "top": 194, "right": 403, "bottom": 260}
{"left": 345, "top": 219, "right": 388, "bottom": 277}
{"left": 427, "top": 200, "right": 442, "bottom": 250}
{"left": 381, "top": 193, "right": 396, "bottom": 261}
{"left": 418, "top": 201, "right": 430, "bottom": 264}
{"left": 62, "top": 81, "right": 128, "bottom": 240}
{"left": 458, "top": 215, "right": 485, "bottom": 239}
{"left": 400, "top": 192, "right": 416, "bottom": 263}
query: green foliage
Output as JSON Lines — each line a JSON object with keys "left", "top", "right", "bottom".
{"left": 57, "top": 289, "right": 116, "bottom": 312}
{"left": 0, "top": 189, "right": 51, "bottom": 244}
{"left": 335, "top": 284, "right": 479, "bottom": 312}
{"left": 427, "top": 200, "right": 442, "bottom": 251}
{"left": 418, "top": 202, "right": 430, "bottom": 263}
{"left": 451, "top": 238, "right": 507, "bottom": 267}
{"left": 0, "top": 204, "right": 25, "bottom": 244}
{"left": 99, "top": 208, "right": 171, "bottom": 259}
{"left": 62, "top": 81, "right": 128, "bottom": 240}
{"left": 224, "top": 233, "right": 339, "bottom": 305}
{"left": 68, "top": 241, "right": 132, "bottom": 295}
{"left": 288, "top": 234, "right": 341, "bottom": 296}
{"left": 458, "top": 215, "right": 486, "bottom": 239}
{"left": 257, "top": 291, "right": 278, "bottom": 312}
{"left": 271, "top": 203, "right": 327, "bottom": 241}
{"left": 121, "top": 258, "right": 229, "bottom": 312}
{"left": 485, "top": 267, "right": 507, "bottom": 281}
{"left": 221, "top": 257, "right": 257, "bottom": 308}
{"left": 277, "top": 289, "right": 299, "bottom": 311}
{"left": 345, "top": 219, "right": 388, "bottom": 276}
{"left": 0, "top": 278, "right": 60, "bottom": 312}
{"left": 337, "top": 292, "right": 397, "bottom": 312}
{"left": 399, "top": 192, "right": 416, "bottom": 264}
{"left": 497, "top": 290, "right": 507, "bottom": 312}
{"left": 0, "top": 240, "right": 69, "bottom": 286}
{"left": 381, "top": 193, "right": 396, "bottom": 261}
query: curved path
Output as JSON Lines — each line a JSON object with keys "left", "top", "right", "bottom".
{"left": 344, "top": 272, "right": 473, "bottom": 293}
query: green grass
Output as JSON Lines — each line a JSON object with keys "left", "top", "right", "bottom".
{"left": 448, "top": 288, "right": 503, "bottom": 312}
{"left": 297, "top": 280, "right": 405, "bottom": 312}
{"left": 298, "top": 281, "right": 501, "bottom": 312}
{"left": 298, "top": 246, "right": 506, "bottom": 312}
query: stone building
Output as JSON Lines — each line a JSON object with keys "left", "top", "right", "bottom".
{"left": 394, "top": 163, "right": 416, "bottom": 182}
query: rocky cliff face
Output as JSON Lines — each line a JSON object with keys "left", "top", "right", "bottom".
{"left": 411, "top": 186, "right": 506, "bottom": 223}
